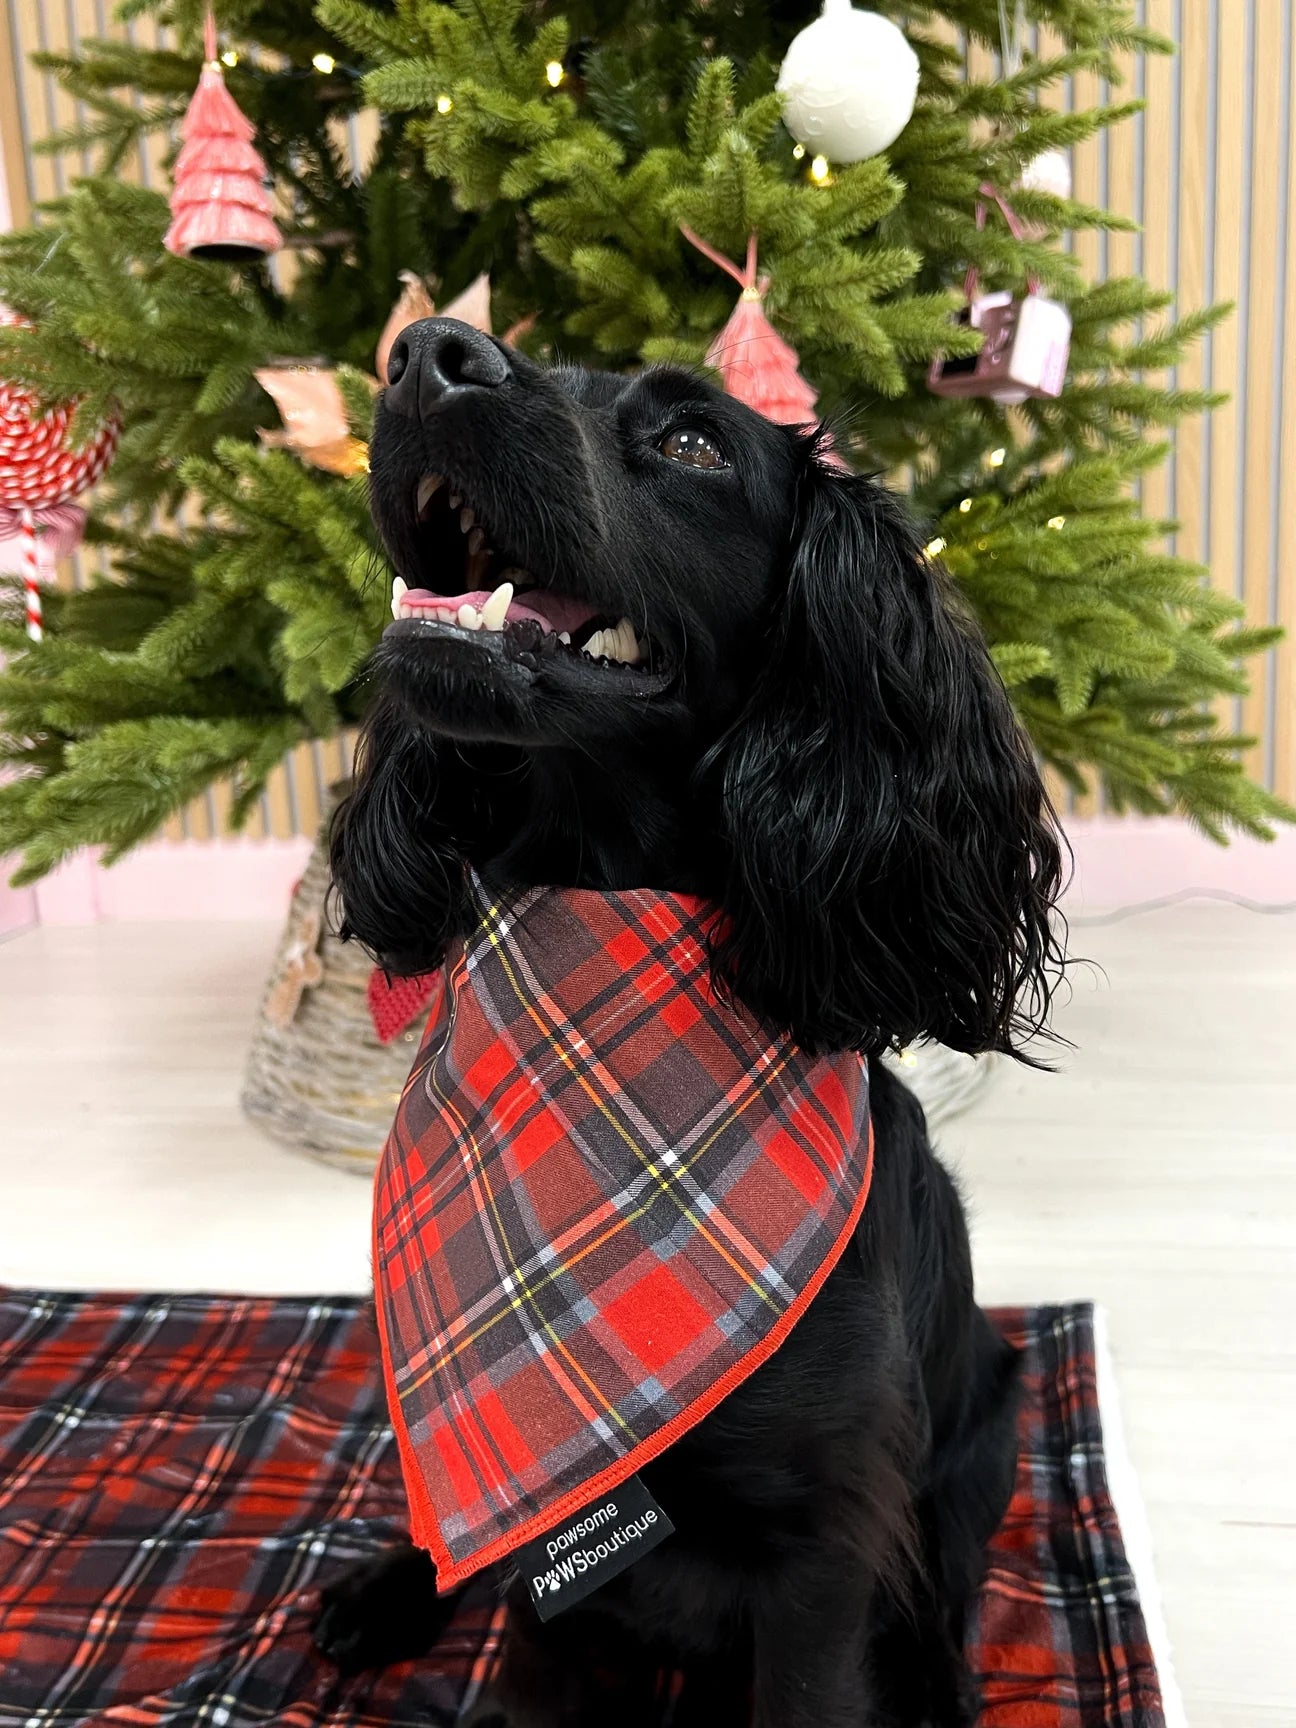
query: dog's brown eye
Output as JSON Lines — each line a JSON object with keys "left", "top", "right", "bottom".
{"left": 660, "top": 427, "right": 728, "bottom": 469}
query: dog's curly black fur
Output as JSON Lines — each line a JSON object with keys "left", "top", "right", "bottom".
{"left": 317, "top": 318, "right": 1066, "bottom": 1727}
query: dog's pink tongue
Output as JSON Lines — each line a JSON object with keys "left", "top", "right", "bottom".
{"left": 403, "top": 587, "right": 598, "bottom": 635}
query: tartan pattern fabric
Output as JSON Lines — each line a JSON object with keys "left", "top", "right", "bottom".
{"left": 373, "top": 880, "right": 874, "bottom": 1587}
{"left": 0, "top": 1289, "right": 505, "bottom": 1727}
{"left": 0, "top": 1290, "right": 1164, "bottom": 1727}
{"left": 368, "top": 966, "right": 443, "bottom": 1043}
{"left": 969, "top": 1307, "right": 1166, "bottom": 1728}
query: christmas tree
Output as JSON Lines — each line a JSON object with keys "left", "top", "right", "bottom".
{"left": 0, "top": 0, "right": 1289, "bottom": 884}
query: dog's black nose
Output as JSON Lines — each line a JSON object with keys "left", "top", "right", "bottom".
{"left": 384, "top": 317, "right": 511, "bottom": 420}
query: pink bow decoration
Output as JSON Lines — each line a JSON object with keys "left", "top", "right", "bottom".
{"left": 0, "top": 504, "right": 87, "bottom": 641}
{"left": 0, "top": 502, "right": 86, "bottom": 560}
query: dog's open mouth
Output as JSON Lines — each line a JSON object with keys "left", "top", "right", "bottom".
{"left": 385, "top": 472, "right": 656, "bottom": 675}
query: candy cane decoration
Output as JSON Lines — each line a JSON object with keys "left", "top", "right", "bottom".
{"left": 0, "top": 307, "right": 121, "bottom": 639}
{"left": 19, "top": 507, "right": 41, "bottom": 641}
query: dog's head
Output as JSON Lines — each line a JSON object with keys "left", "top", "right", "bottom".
{"left": 333, "top": 317, "right": 1064, "bottom": 1058}
{"left": 368, "top": 316, "right": 802, "bottom": 748}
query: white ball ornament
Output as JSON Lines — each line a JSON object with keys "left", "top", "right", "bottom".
{"left": 777, "top": 1, "right": 920, "bottom": 165}
{"left": 1018, "top": 148, "right": 1073, "bottom": 201}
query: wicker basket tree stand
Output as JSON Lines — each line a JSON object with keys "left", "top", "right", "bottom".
{"left": 242, "top": 825, "right": 998, "bottom": 1176}
{"left": 241, "top": 824, "right": 429, "bottom": 1174}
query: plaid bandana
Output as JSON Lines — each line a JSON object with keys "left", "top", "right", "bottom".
{"left": 374, "top": 878, "right": 874, "bottom": 1590}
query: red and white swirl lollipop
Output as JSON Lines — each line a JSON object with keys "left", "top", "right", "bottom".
{"left": 0, "top": 312, "right": 121, "bottom": 641}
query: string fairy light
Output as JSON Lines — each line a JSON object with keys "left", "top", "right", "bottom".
{"left": 220, "top": 47, "right": 238, "bottom": 66}
{"left": 925, "top": 535, "right": 947, "bottom": 558}
{"left": 545, "top": 60, "right": 565, "bottom": 87}
{"left": 792, "top": 143, "right": 806, "bottom": 160}
{"left": 988, "top": 446, "right": 1006, "bottom": 467}
{"left": 1047, "top": 514, "right": 1066, "bottom": 530}
{"left": 809, "top": 154, "right": 831, "bottom": 184}
{"left": 312, "top": 52, "right": 336, "bottom": 73}
{"left": 958, "top": 497, "right": 972, "bottom": 513}
{"left": 436, "top": 93, "right": 453, "bottom": 113}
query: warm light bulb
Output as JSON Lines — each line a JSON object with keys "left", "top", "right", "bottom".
{"left": 988, "top": 446, "right": 1006, "bottom": 467}
{"left": 546, "top": 60, "right": 565, "bottom": 87}
{"left": 1047, "top": 514, "right": 1066, "bottom": 530}
{"left": 220, "top": 48, "right": 238, "bottom": 66}
{"left": 924, "top": 536, "right": 946, "bottom": 558}
{"left": 898, "top": 1048, "right": 918, "bottom": 1069}
{"left": 792, "top": 143, "right": 806, "bottom": 160}
{"left": 436, "top": 93, "right": 453, "bottom": 113}
{"left": 809, "top": 154, "right": 831, "bottom": 183}
{"left": 958, "top": 497, "right": 973, "bottom": 513}
{"left": 312, "top": 52, "right": 336, "bottom": 74}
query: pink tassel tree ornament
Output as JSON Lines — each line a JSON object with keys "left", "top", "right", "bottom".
{"left": 679, "top": 228, "right": 820, "bottom": 426}
{"left": 164, "top": 11, "right": 281, "bottom": 263}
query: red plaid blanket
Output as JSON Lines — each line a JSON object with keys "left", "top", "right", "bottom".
{"left": 375, "top": 881, "right": 872, "bottom": 1588}
{"left": 0, "top": 1289, "right": 1164, "bottom": 1726}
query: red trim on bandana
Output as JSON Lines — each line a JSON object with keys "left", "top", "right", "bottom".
{"left": 374, "top": 879, "right": 873, "bottom": 1590}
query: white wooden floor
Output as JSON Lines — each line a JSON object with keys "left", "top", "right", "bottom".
{"left": 0, "top": 906, "right": 1292, "bottom": 1725}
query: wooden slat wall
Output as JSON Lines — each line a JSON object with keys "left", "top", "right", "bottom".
{"left": 2, "top": 0, "right": 1294, "bottom": 832}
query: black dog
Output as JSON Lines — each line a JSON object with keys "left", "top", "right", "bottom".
{"left": 317, "top": 317, "right": 1065, "bottom": 1727}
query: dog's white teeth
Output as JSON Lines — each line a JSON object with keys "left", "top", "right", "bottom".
{"left": 612, "top": 617, "right": 641, "bottom": 664}
{"left": 448, "top": 492, "right": 462, "bottom": 510}
{"left": 415, "top": 475, "right": 443, "bottom": 516}
{"left": 580, "top": 619, "right": 642, "bottom": 665}
{"left": 390, "top": 576, "right": 409, "bottom": 620}
{"left": 479, "top": 581, "right": 513, "bottom": 632}
{"left": 457, "top": 602, "right": 482, "bottom": 630}
{"left": 558, "top": 630, "right": 571, "bottom": 646}
{"left": 459, "top": 506, "right": 475, "bottom": 532}
{"left": 396, "top": 600, "right": 414, "bottom": 620}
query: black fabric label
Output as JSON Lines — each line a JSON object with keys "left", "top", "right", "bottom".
{"left": 516, "top": 1474, "right": 674, "bottom": 1621}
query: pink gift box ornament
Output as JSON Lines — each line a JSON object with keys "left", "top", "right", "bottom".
{"left": 929, "top": 187, "right": 1071, "bottom": 405}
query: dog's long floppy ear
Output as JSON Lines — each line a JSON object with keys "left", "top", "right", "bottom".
{"left": 327, "top": 686, "right": 472, "bottom": 978}
{"left": 707, "top": 464, "right": 1065, "bottom": 1059}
